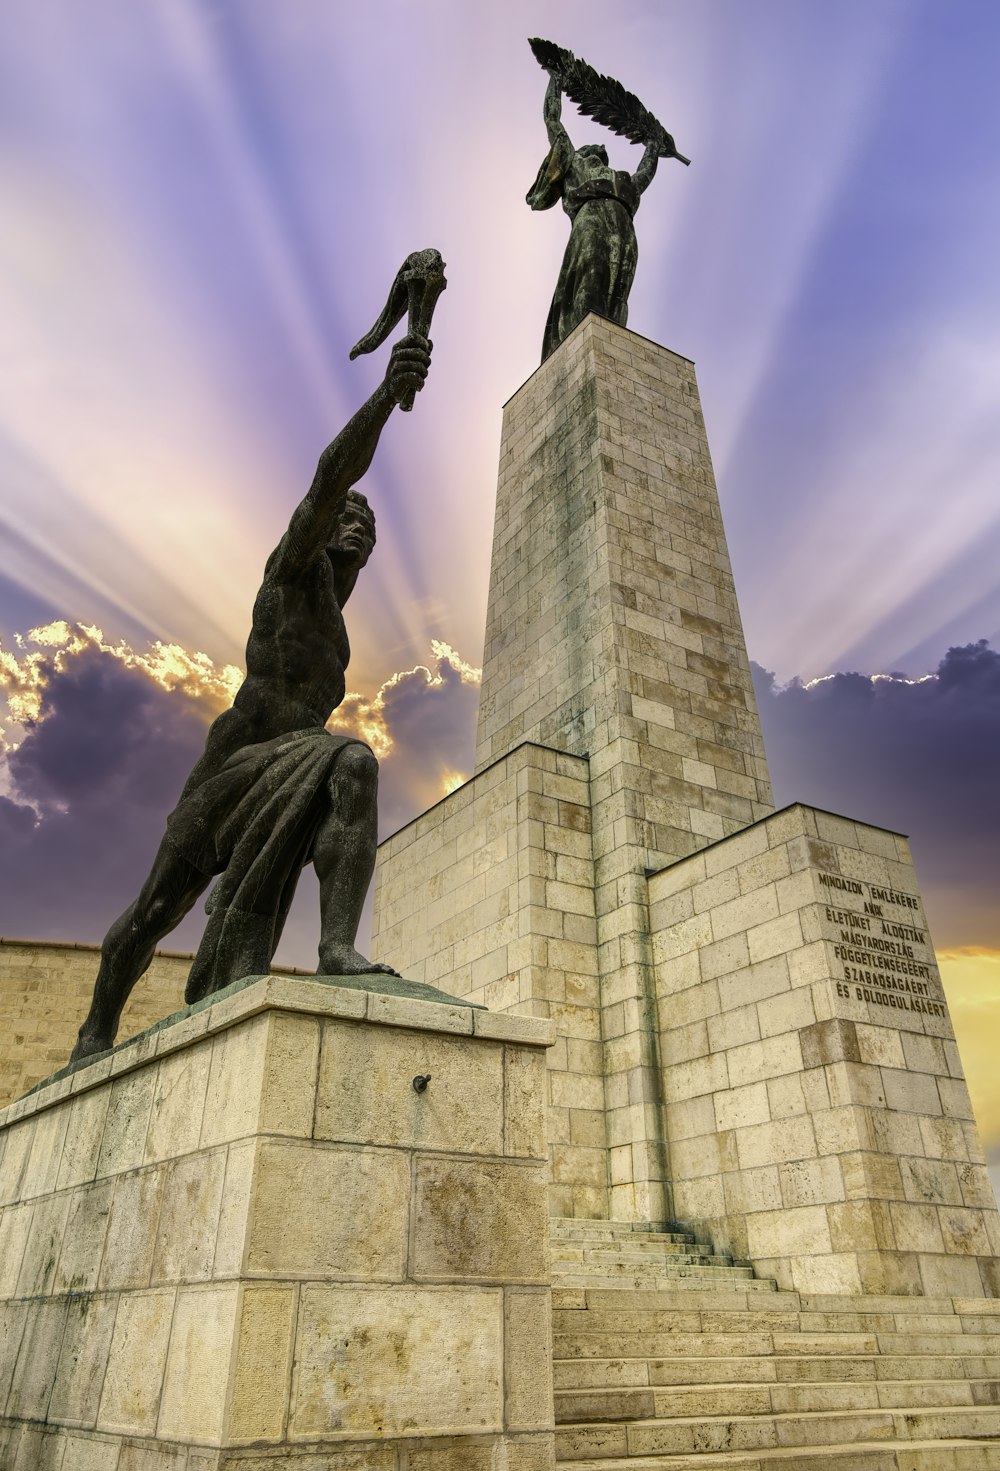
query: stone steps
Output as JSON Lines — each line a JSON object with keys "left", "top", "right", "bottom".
{"left": 561, "top": 1281, "right": 787, "bottom": 1298}
{"left": 554, "top": 1270, "right": 761, "bottom": 1290}
{"left": 553, "top": 1224, "right": 702, "bottom": 1243}
{"left": 553, "top": 1256, "right": 746, "bottom": 1271}
{"left": 549, "top": 1222, "right": 778, "bottom": 1297}
{"left": 558, "top": 1333, "right": 789, "bottom": 1360}
{"left": 554, "top": 1290, "right": 799, "bottom": 1311}
{"left": 550, "top": 1222, "right": 1000, "bottom": 1467}
{"left": 551, "top": 1224, "right": 746, "bottom": 1256}
{"left": 556, "top": 1406, "right": 1000, "bottom": 1460}
{"left": 554, "top": 1354, "right": 1000, "bottom": 1387}
{"left": 553, "top": 1246, "right": 738, "bottom": 1264}
{"left": 555, "top": 1376, "right": 997, "bottom": 1419}
{"left": 547, "top": 1223, "right": 758, "bottom": 1294}
{"left": 558, "top": 1442, "right": 1000, "bottom": 1470}
{"left": 553, "top": 1286, "right": 1000, "bottom": 1318}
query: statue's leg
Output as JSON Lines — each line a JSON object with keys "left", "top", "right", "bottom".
{"left": 70, "top": 838, "right": 209, "bottom": 1063}
{"left": 184, "top": 903, "right": 277, "bottom": 1005}
{"left": 315, "top": 743, "right": 399, "bottom": 977}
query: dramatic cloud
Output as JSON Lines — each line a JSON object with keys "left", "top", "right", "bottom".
{"left": 0, "top": 623, "right": 480, "bottom": 967}
{"left": 0, "top": 638, "right": 212, "bottom": 950}
{"left": 4, "top": 622, "right": 996, "bottom": 961}
{"left": 0, "top": 620, "right": 242, "bottom": 728}
{"left": 331, "top": 639, "right": 481, "bottom": 834}
{"left": 752, "top": 640, "right": 1000, "bottom": 948}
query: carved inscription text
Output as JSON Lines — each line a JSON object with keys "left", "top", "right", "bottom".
{"left": 818, "top": 870, "right": 946, "bottom": 1021}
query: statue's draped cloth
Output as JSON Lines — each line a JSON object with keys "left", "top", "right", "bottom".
{"left": 528, "top": 143, "right": 641, "bottom": 362}
{"left": 165, "top": 728, "right": 363, "bottom": 997}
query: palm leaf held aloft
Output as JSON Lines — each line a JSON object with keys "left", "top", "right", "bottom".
{"left": 529, "top": 37, "right": 690, "bottom": 165}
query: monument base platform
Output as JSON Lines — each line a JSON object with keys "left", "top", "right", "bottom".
{"left": 0, "top": 974, "right": 555, "bottom": 1470}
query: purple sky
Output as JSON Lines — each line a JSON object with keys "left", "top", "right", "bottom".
{"left": 3, "top": 2, "right": 998, "bottom": 681}
{"left": 1, "top": 4, "right": 998, "bottom": 1167}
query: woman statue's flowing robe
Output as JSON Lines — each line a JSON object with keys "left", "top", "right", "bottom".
{"left": 528, "top": 133, "right": 644, "bottom": 362}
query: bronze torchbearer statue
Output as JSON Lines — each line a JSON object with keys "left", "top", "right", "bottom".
{"left": 70, "top": 251, "right": 447, "bottom": 1063}
{"left": 527, "top": 39, "right": 689, "bottom": 362}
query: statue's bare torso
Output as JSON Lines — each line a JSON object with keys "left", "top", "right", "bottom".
{"left": 183, "top": 544, "right": 350, "bottom": 793}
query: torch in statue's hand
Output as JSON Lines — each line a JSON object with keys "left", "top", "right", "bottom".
{"left": 350, "top": 248, "right": 448, "bottom": 411}
{"left": 383, "top": 335, "right": 432, "bottom": 408}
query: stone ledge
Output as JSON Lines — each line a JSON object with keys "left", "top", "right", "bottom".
{"left": 646, "top": 802, "right": 910, "bottom": 889}
{"left": 377, "top": 737, "right": 590, "bottom": 851}
{"left": 0, "top": 974, "right": 555, "bottom": 1127}
{"left": 500, "top": 312, "right": 697, "bottom": 411}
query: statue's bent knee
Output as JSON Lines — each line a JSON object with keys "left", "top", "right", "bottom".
{"left": 139, "top": 890, "right": 181, "bottom": 938}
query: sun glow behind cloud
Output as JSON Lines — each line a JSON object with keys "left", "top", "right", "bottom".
{"left": 0, "top": 621, "right": 242, "bottom": 765}
{"left": 329, "top": 639, "right": 481, "bottom": 763}
{"left": 801, "top": 671, "right": 937, "bottom": 693}
{"left": 0, "top": 619, "right": 482, "bottom": 958}
{"left": 938, "top": 949, "right": 1000, "bottom": 1202}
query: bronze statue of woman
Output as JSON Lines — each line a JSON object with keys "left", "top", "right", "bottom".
{"left": 526, "top": 40, "right": 688, "bottom": 363}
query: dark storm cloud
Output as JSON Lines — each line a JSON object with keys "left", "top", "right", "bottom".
{"left": 752, "top": 640, "right": 1000, "bottom": 948}
{"left": 374, "top": 655, "right": 480, "bottom": 838}
{"left": 8, "top": 644, "right": 204, "bottom": 811}
{"left": 1, "top": 645, "right": 211, "bottom": 948}
{"left": 0, "top": 637, "right": 481, "bottom": 968}
{"left": 0, "top": 796, "right": 36, "bottom": 840}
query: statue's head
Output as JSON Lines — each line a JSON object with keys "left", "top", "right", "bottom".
{"left": 329, "top": 489, "right": 376, "bottom": 570}
{"left": 578, "top": 143, "right": 609, "bottom": 167}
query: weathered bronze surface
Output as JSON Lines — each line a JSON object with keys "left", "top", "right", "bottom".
{"left": 69, "top": 255, "right": 446, "bottom": 1063}
{"left": 527, "top": 39, "right": 689, "bottom": 362}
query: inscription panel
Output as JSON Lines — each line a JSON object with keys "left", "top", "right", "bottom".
{"left": 817, "top": 871, "right": 950, "bottom": 1032}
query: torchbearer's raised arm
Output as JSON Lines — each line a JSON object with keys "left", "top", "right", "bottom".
{"left": 270, "top": 336, "right": 430, "bottom": 583}
{"left": 270, "top": 247, "right": 446, "bottom": 584}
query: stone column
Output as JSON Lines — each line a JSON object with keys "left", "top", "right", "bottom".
{"left": 476, "top": 315, "right": 773, "bottom": 1220}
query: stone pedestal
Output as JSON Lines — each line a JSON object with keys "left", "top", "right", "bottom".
{"left": 0, "top": 975, "right": 555, "bottom": 1469}
{"left": 648, "top": 803, "right": 1000, "bottom": 1297}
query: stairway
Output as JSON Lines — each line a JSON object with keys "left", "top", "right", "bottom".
{"left": 551, "top": 1220, "right": 1000, "bottom": 1469}
{"left": 551, "top": 1218, "right": 776, "bottom": 1293}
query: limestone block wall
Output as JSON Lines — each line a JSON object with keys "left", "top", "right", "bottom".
{"left": 373, "top": 741, "right": 607, "bottom": 1218}
{"left": 0, "top": 940, "right": 325, "bottom": 1110}
{"left": 649, "top": 803, "right": 1000, "bottom": 1298}
{"left": 476, "top": 315, "right": 773, "bottom": 841}
{"left": 0, "top": 974, "right": 555, "bottom": 1469}
{"left": 0, "top": 939, "right": 191, "bottom": 1107}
